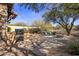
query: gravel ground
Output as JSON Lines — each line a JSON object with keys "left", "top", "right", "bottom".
{"left": 0, "top": 34, "right": 72, "bottom": 56}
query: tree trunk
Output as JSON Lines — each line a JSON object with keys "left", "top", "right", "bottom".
{"left": 66, "top": 29, "right": 71, "bottom": 36}
{"left": 66, "top": 28, "right": 71, "bottom": 36}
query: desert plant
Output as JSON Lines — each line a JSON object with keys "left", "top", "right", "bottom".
{"left": 67, "top": 40, "right": 79, "bottom": 55}
{"left": 51, "top": 31, "right": 56, "bottom": 35}
{"left": 29, "top": 28, "right": 41, "bottom": 34}
{"left": 43, "top": 4, "right": 79, "bottom": 36}
{"left": 73, "top": 25, "right": 79, "bottom": 31}
{"left": 32, "top": 20, "right": 53, "bottom": 32}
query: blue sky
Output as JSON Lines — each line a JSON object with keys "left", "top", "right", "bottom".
{"left": 11, "top": 4, "right": 45, "bottom": 26}
{"left": 11, "top": 4, "right": 79, "bottom": 25}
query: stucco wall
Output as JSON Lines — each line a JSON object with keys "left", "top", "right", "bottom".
{"left": 7, "top": 26, "right": 29, "bottom": 32}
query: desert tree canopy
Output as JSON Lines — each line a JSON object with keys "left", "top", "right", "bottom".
{"left": 13, "top": 22, "right": 28, "bottom": 26}
{"left": 43, "top": 3, "right": 79, "bottom": 35}
{"left": 32, "top": 20, "right": 53, "bottom": 32}
{"left": 7, "top": 3, "right": 79, "bottom": 35}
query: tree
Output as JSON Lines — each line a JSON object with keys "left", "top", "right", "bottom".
{"left": 1, "top": 3, "right": 79, "bottom": 55}
{"left": 43, "top": 3, "right": 79, "bottom": 36}
{"left": 19, "top": 3, "right": 46, "bottom": 12}
{"left": 32, "top": 20, "right": 53, "bottom": 32}
{"left": 0, "top": 4, "right": 17, "bottom": 51}
{"left": 20, "top": 3, "right": 79, "bottom": 35}
{"left": 0, "top": 3, "right": 46, "bottom": 55}
{"left": 13, "top": 22, "right": 28, "bottom": 26}
{"left": 0, "top": 4, "right": 16, "bottom": 40}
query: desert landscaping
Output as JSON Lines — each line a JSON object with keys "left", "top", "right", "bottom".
{"left": 0, "top": 3, "right": 79, "bottom": 56}
{"left": 0, "top": 27, "right": 79, "bottom": 56}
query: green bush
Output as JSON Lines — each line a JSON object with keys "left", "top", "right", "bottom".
{"left": 67, "top": 40, "right": 79, "bottom": 55}
{"left": 29, "top": 28, "right": 41, "bottom": 34}
{"left": 73, "top": 25, "right": 79, "bottom": 31}
{"left": 51, "top": 32, "right": 56, "bottom": 35}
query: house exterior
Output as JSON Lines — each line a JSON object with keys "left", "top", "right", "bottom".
{"left": 7, "top": 25, "right": 39, "bottom": 32}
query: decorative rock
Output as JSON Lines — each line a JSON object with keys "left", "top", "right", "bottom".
{"left": 4, "top": 52, "right": 16, "bottom": 56}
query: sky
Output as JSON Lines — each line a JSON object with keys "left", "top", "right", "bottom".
{"left": 11, "top": 4, "right": 45, "bottom": 26}
{"left": 11, "top": 3, "right": 79, "bottom": 26}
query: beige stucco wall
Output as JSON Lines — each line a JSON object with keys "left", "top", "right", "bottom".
{"left": 7, "top": 25, "right": 39, "bottom": 32}
{"left": 7, "top": 26, "right": 29, "bottom": 32}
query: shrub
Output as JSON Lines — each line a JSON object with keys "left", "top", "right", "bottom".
{"left": 67, "top": 40, "right": 79, "bottom": 55}
{"left": 73, "top": 25, "right": 79, "bottom": 31}
{"left": 51, "top": 32, "right": 56, "bottom": 35}
{"left": 29, "top": 28, "right": 41, "bottom": 34}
